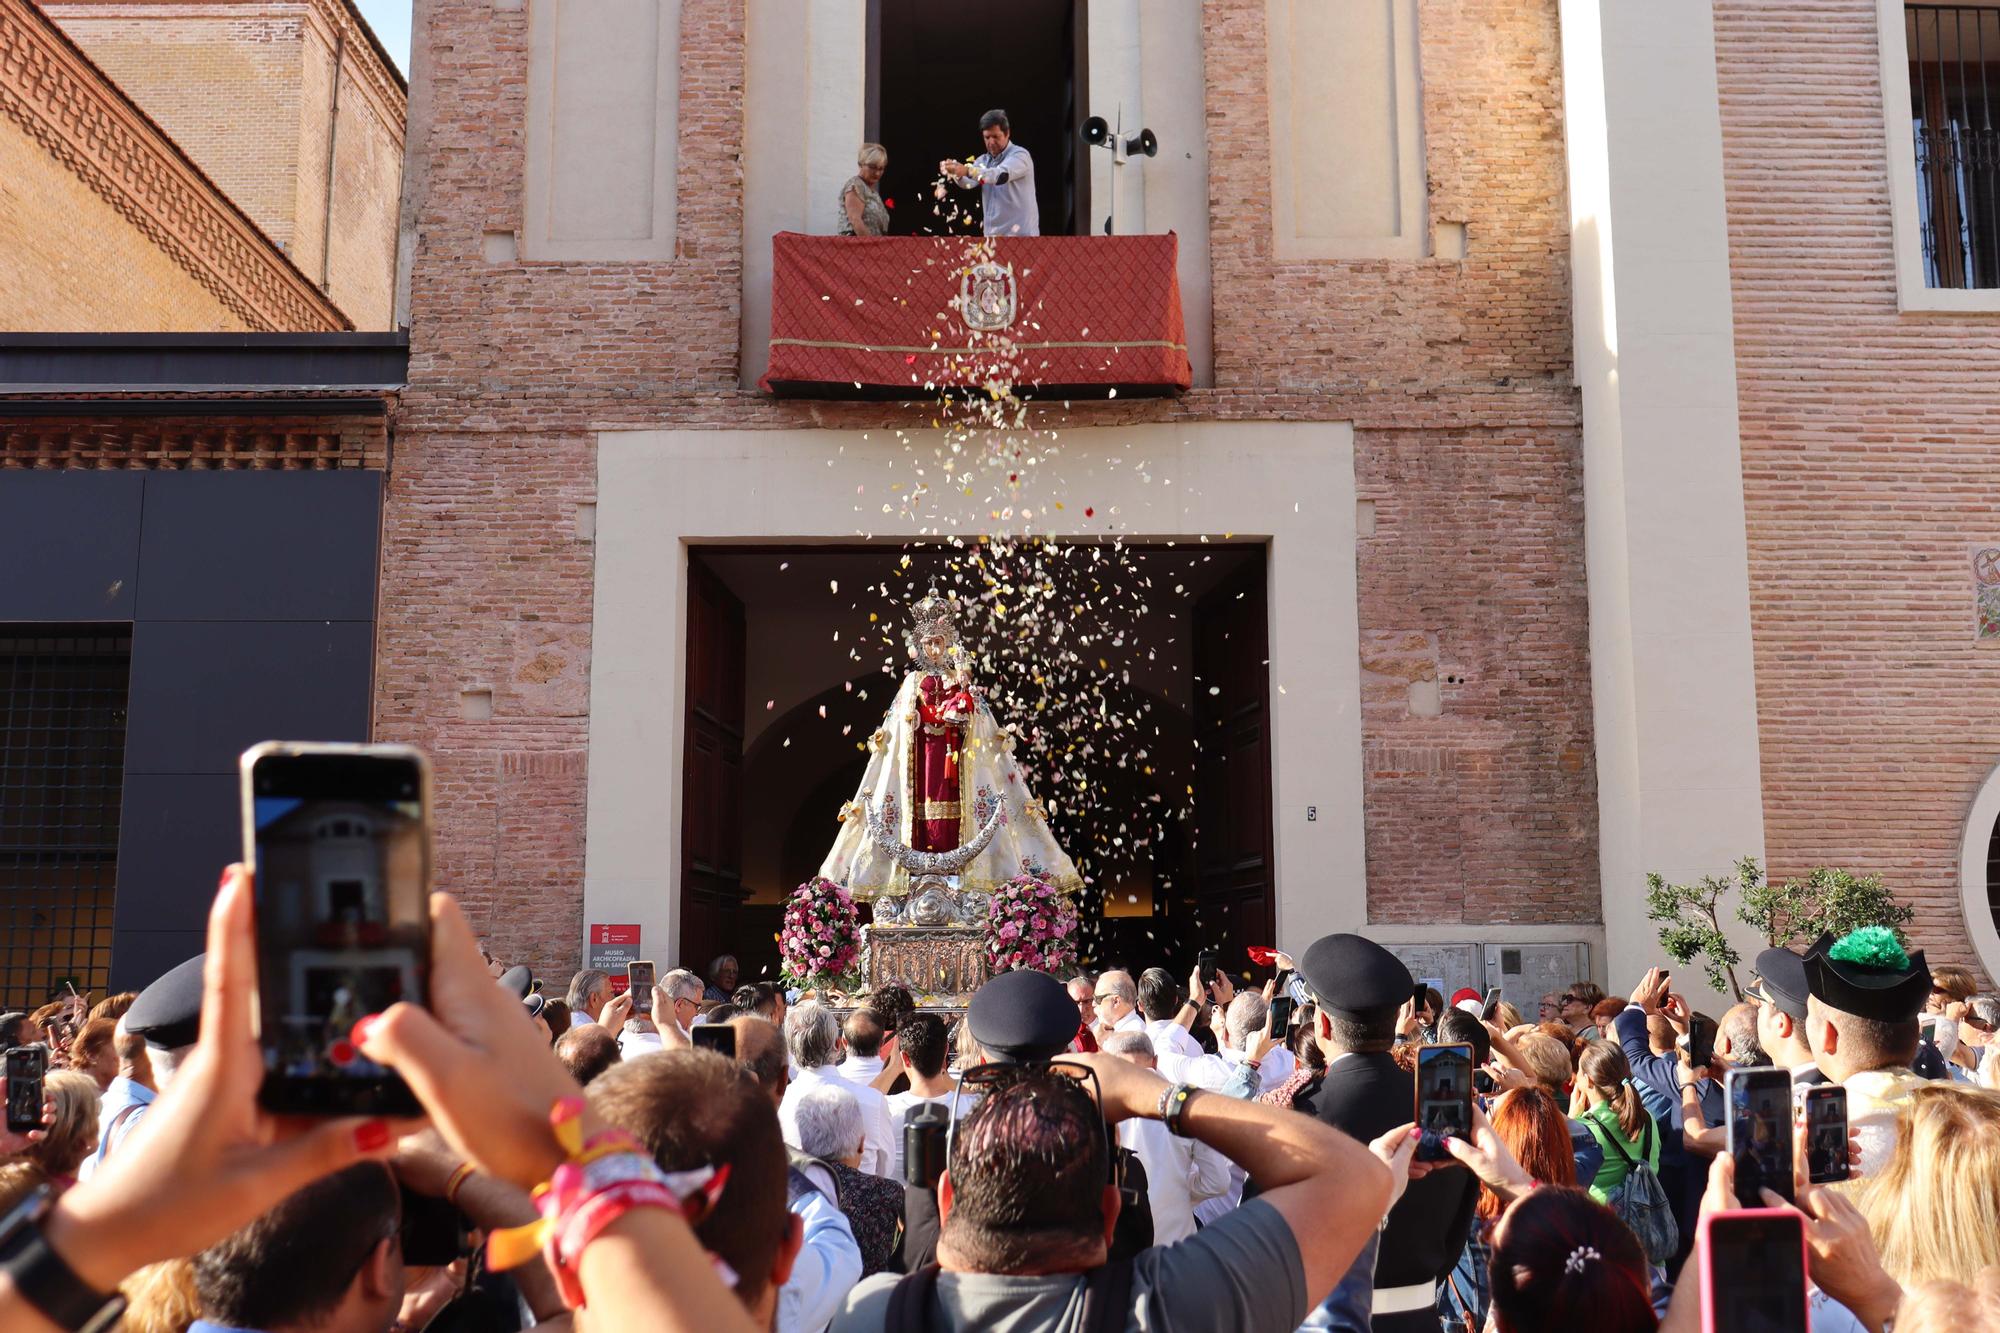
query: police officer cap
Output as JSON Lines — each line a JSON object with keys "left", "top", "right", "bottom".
{"left": 1297, "top": 933, "right": 1414, "bottom": 1020}
{"left": 498, "top": 965, "right": 536, "bottom": 999}
{"left": 1751, "top": 945, "right": 1811, "bottom": 1021}
{"left": 124, "top": 952, "right": 206, "bottom": 1050}
{"left": 966, "top": 968, "right": 1077, "bottom": 1064}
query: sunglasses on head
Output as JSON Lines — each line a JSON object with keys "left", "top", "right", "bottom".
{"left": 954, "top": 1059, "right": 1118, "bottom": 1184}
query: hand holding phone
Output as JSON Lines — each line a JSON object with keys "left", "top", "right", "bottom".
{"left": 628, "top": 961, "right": 656, "bottom": 1015}
{"left": 1196, "top": 949, "right": 1219, "bottom": 987}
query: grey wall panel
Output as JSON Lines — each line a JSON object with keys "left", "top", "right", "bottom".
{"left": 135, "top": 470, "right": 381, "bottom": 622}
{"left": 0, "top": 471, "right": 143, "bottom": 621}
{"left": 112, "top": 774, "right": 239, "bottom": 931}
{"left": 108, "top": 930, "right": 206, "bottom": 994}
{"left": 124, "top": 619, "right": 374, "bottom": 775}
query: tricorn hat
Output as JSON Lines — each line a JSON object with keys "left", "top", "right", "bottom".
{"left": 1803, "top": 927, "right": 1930, "bottom": 1024}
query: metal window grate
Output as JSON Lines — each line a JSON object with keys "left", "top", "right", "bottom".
{"left": 1909, "top": 5, "right": 2000, "bottom": 288}
{"left": 0, "top": 627, "right": 131, "bottom": 1010}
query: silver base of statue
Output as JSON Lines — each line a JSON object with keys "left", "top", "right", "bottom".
{"left": 864, "top": 875, "right": 992, "bottom": 1002}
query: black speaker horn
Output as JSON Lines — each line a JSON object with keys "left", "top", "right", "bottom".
{"left": 1081, "top": 115, "right": 1111, "bottom": 147}
{"left": 1129, "top": 128, "right": 1159, "bottom": 158}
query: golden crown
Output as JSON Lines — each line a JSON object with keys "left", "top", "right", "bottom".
{"left": 906, "top": 581, "right": 962, "bottom": 659}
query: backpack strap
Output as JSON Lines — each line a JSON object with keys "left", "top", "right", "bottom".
{"left": 1080, "top": 1258, "right": 1136, "bottom": 1333}
{"left": 885, "top": 1263, "right": 942, "bottom": 1333}
{"left": 97, "top": 1101, "right": 145, "bottom": 1165}
{"left": 1589, "top": 1109, "right": 1640, "bottom": 1167}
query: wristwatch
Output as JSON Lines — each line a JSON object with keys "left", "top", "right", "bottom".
{"left": 0, "top": 1187, "right": 127, "bottom": 1333}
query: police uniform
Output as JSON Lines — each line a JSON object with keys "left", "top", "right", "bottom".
{"left": 1750, "top": 946, "right": 1825, "bottom": 1088}
{"left": 1293, "top": 934, "right": 1477, "bottom": 1333}
{"left": 1801, "top": 931, "right": 1932, "bottom": 1175}
{"left": 964, "top": 969, "right": 1154, "bottom": 1258}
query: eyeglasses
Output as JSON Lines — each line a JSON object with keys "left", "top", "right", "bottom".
{"left": 955, "top": 1059, "right": 1117, "bottom": 1183}
{"left": 1092, "top": 993, "right": 1118, "bottom": 1005}
{"left": 1560, "top": 994, "right": 1585, "bottom": 1006}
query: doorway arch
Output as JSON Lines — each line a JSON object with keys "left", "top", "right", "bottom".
{"left": 1957, "top": 759, "right": 2000, "bottom": 981}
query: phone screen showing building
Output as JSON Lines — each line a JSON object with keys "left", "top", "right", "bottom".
{"left": 1729, "top": 1072, "right": 1794, "bottom": 1203}
{"left": 254, "top": 773, "right": 425, "bottom": 1084}
{"left": 1417, "top": 1043, "right": 1473, "bottom": 1156}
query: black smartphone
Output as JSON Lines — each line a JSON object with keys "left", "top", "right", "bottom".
{"left": 1196, "top": 949, "right": 1219, "bottom": 987}
{"left": 692, "top": 1023, "right": 737, "bottom": 1058}
{"left": 1687, "top": 1013, "right": 1719, "bottom": 1069}
{"left": 1725, "top": 1066, "right": 1796, "bottom": 1206}
{"left": 242, "top": 742, "right": 432, "bottom": 1117}
{"left": 1411, "top": 982, "right": 1430, "bottom": 1013}
{"left": 628, "top": 960, "right": 656, "bottom": 1014}
{"left": 1481, "top": 987, "right": 1502, "bottom": 1019}
{"left": 399, "top": 1185, "right": 471, "bottom": 1266}
{"left": 1474, "top": 1067, "right": 1499, "bottom": 1096}
{"left": 1803, "top": 1084, "right": 1849, "bottom": 1184}
{"left": 1415, "top": 1042, "right": 1474, "bottom": 1162}
{"left": 1701, "top": 1210, "right": 1809, "bottom": 1333}
{"left": 5, "top": 1046, "right": 47, "bottom": 1133}
{"left": 1269, "top": 994, "right": 1296, "bottom": 1033}
{"left": 1273, "top": 967, "right": 1294, "bottom": 997}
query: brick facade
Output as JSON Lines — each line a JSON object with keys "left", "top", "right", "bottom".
{"left": 392, "top": 0, "right": 1596, "bottom": 975}
{"left": 1716, "top": 0, "right": 2000, "bottom": 973}
{"left": 42, "top": 0, "right": 406, "bottom": 328}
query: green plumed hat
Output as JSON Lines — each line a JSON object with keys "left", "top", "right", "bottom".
{"left": 1802, "top": 927, "right": 1930, "bottom": 1023}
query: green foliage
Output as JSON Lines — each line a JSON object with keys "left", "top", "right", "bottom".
{"left": 1646, "top": 857, "right": 1920, "bottom": 1000}
{"left": 1737, "top": 864, "right": 1916, "bottom": 950}
{"left": 1645, "top": 859, "right": 1753, "bottom": 997}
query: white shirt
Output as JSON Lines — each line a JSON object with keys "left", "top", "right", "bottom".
{"left": 1116, "top": 1114, "right": 1231, "bottom": 1245}
{"left": 778, "top": 1178, "right": 864, "bottom": 1333}
{"left": 1148, "top": 1018, "right": 1203, "bottom": 1063}
{"left": 883, "top": 1089, "right": 971, "bottom": 1182}
{"left": 782, "top": 1065, "right": 896, "bottom": 1177}
{"left": 1114, "top": 1008, "right": 1146, "bottom": 1034}
{"left": 570, "top": 1011, "right": 596, "bottom": 1031}
{"left": 837, "top": 1053, "right": 885, "bottom": 1084}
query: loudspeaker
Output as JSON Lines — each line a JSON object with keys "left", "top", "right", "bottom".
{"left": 1081, "top": 115, "right": 1111, "bottom": 147}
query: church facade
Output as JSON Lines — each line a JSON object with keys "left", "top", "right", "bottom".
{"left": 385, "top": 0, "right": 2000, "bottom": 997}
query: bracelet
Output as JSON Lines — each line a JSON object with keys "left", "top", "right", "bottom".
{"left": 444, "top": 1162, "right": 476, "bottom": 1207}
{"left": 1158, "top": 1083, "right": 1201, "bottom": 1138}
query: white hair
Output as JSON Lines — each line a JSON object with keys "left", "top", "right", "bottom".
{"left": 661, "top": 968, "right": 703, "bottom": 1005}
{"left": 793, "top": 1083, "right": 864, "bottom": 1162}
{"left": 1226, "top": 992, "right": 1269, "bottom": 1051}
{"left": 144, "top": 1041, "right": 192, "bottom": 1090}
{"left": 1101, "top": 1030, "right": 1155, "bottom": 1062}
{"left": 784, "top": 1000, "right": 840, "bottom": 1071}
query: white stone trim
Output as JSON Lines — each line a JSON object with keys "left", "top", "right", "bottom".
{"left": 1877, "top": 0, "right": 2000, "bottom": 312}
{"left": 583, "top": 422, "right": 1366, "bottom": 965}
{"left": 1958, "top": 760, "right": 2000, "bottom": 981}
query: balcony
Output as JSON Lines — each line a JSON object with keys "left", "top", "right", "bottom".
{"left": 759, "top": 232, "right": 1192, "bottom": 399}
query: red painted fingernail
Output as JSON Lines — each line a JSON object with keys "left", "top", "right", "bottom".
{"left": 1409, "top": 1127, "right": 1422, "bottom": 1140}
{"left": 355, "top": 1119, "right": 391, "bottom": 1152}
{"left": 351, "top": 1015, "right": 379, "bottom": 1047}
{"left": 219, "top": 867, "right": 234, "bottom": 889}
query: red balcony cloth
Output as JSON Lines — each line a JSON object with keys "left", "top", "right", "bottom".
{"left": 761, "top": 231, "right": 1192, "bottom": 395}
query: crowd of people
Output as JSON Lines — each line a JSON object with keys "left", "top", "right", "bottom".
{"left": 4, "top": 877, "right": 2000, "bottom": 1333}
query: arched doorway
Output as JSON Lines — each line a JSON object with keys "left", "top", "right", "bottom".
{"left": 1959, "top": 760, "right": 2000, "bottom": 982}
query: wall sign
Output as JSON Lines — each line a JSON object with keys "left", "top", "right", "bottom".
{"left": 587, "top": 924, "right": 642, "bottom": 991}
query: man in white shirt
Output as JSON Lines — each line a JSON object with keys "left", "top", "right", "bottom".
{"left": 881, "top": 1013, "right": 971, "bottom": 1181}
{"left": 564, "top": 968, "right": 612, "bottom": 1029}
{"left": 780, "top": 1001, "right": 896, "bottom": 1177}
{"left": 1090, "top": 969, "right": 1145, "bottom": 1043}
{"left": 1139, "top": 967, "right": 1203, "bottom": 1063}
{"left": 619, "top": 970, "right": 703, "bottom": 1057}
{"left": 836, "top": 1010, "right": 888, "bottom": 1085}
{"left": 939, "top": 108, "right": 1039, "bottom": 238}
{"left": 1101, "top": 1030, "right": 1232, "bottom": 1244}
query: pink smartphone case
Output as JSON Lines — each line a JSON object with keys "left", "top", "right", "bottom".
{"left": 1699, "top": 1208, "right": 1809, "bottom": 1333}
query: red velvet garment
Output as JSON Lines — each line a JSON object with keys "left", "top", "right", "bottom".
{"left": 912, "top": 673, "right": 966, "bottom": 852}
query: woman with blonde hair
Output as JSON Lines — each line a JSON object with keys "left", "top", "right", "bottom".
{"left": 1857, "top": 1083, "right": 2000, "bottom": 1288}
{"left": 26, "top": 1069, "right": 102, "bottom": 1188}
{"left": 838, "top": 142, "right": 891, "bottom": 236}
{"left": 1571, "top": 1039, "right": 1660, "bottom": 1202}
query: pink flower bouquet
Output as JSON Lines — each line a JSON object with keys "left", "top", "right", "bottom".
{"left": 779, "top": 877, "right": 863, "bottom": 992}
{"left": 985, "top": 873, "right": 1079, "bottom": 974}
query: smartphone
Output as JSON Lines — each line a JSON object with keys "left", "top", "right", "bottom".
{"left": 628, "top": 960, "right": 656, "bottom": 1014}
{"left": 692, "top": 1023, "right": 737, "bottom": 1058}
{"left": 1700, "top": 1210, "right": 1809, "bottom": 1333}
{"left": 1415, "top": 1042, "right": 1474, "bottom": 1162}
{"left": 1411, "top": 982, "right": 1430, "bottom": 1013}
{"left": 1269, "top": 994, "right": 1296, "bottom": 1033}
{"left": 1481, "top": 987, "right": 1502, "bottom": 1019}
{"left": 5, "top": 1046, "right": 47, "bottom": 1133}
{"left": 1803, "top": 1084, "right": 1849, "bottom": 1184}
{"left": 903, "top": 1101, "right": 950, "bottom": 1189}
{"left": 1725, "top": 1067, "right": 1796, "bottom": 1206}
{"left": 1687, "top": 1013, "right": 1718, "bottom": 1069}
{"left": 242, "top": 742, "right": 432, "bottom": 1117}
{"left": 399, "top": 1185, "right": 471, "bottom": 1266}
{"left": 1474, "top": 1067, "right": 1498, "bottom": 1096}
{"left": 1272, "top": 967, "right": 1294, "bottom": 996}
{"left": 1196, "top": 949, "right": 1219, "bottom": 987}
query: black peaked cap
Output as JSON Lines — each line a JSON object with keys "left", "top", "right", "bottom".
{"left": 966, "top": 968, "right": 1077, "bottom": 1064}
{"left": 124, "top": 952, "right": 207, "bottom": 1050}
{"left": 1297, "top": 933, "right": 1414, "bottom": 1019}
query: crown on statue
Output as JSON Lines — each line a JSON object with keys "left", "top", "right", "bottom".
{"left": 906, "top": 581, "right": 963, "bottom": 660}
